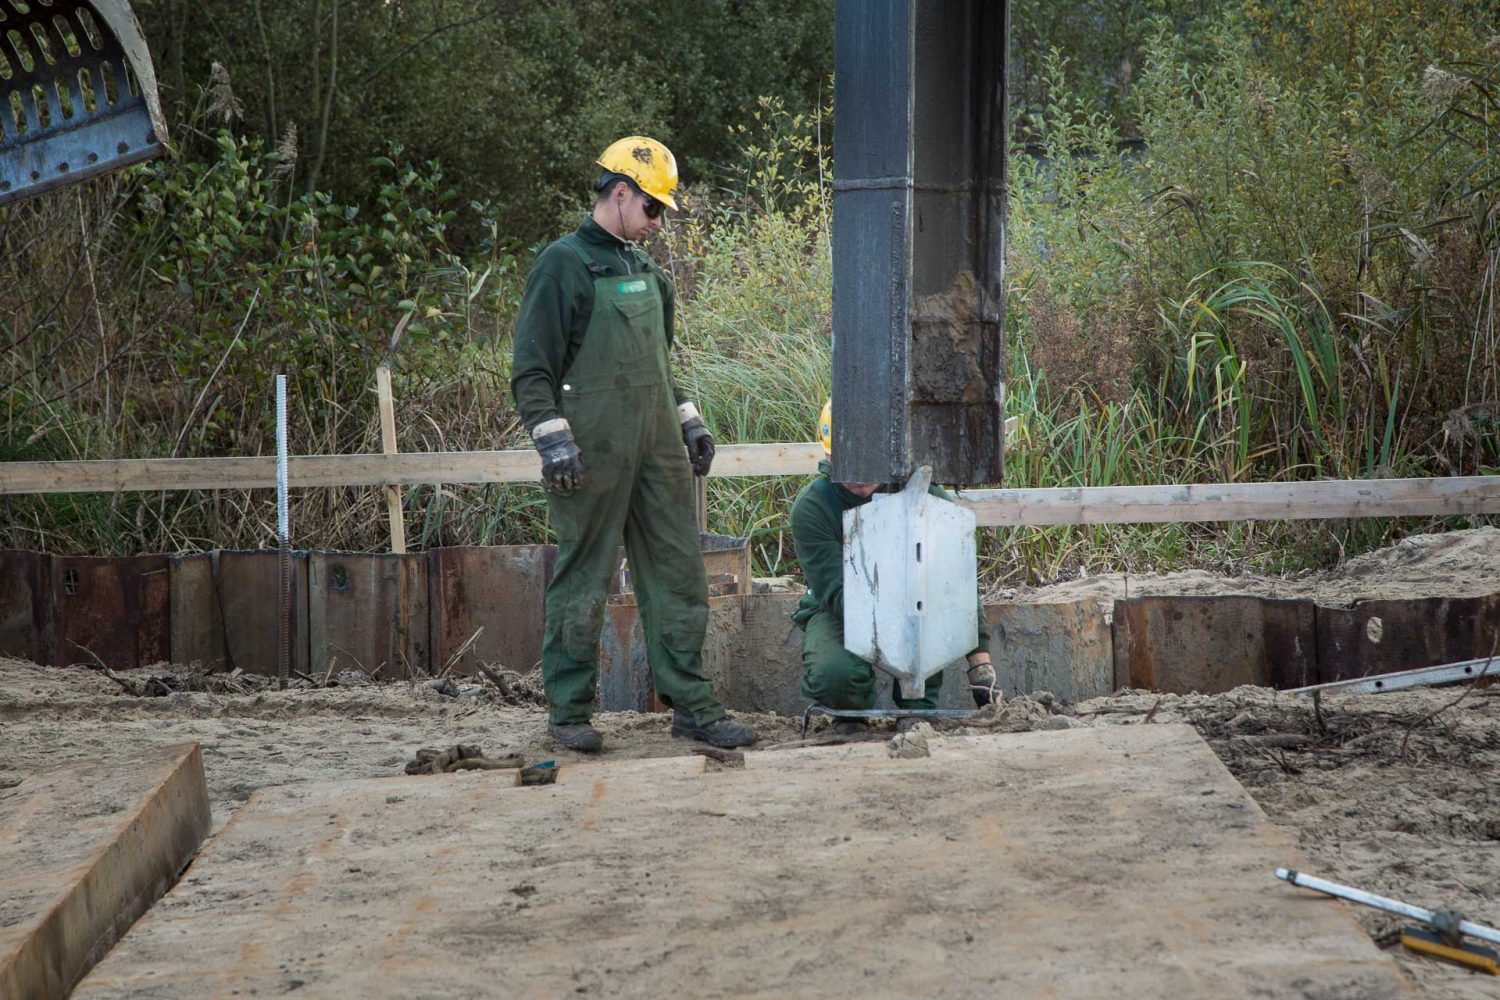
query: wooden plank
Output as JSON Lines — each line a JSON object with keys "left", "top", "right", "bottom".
{"left": 8, "top": 445, "right": 1498, "bottom": 528}
{"left": 375, "top": 368, "right": 406, "bottom": 554}
{"left": 0, "top": 744, "right": 210, "bottom": 1000}
{"left": 74, "top": 729, "right": 1411, "bottom": 1000}
{"left": 956, "top": 476, "right": 1500, "bottom": 526}
{"left": 0, "top": 443, "right": 825, "bottom": 494}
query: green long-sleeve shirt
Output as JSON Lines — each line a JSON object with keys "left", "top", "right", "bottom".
{"left": 510, "top": 217, "right": 685, "bottom": 432}
{"left": 789, "top": 460, "right": 990, "bottom": 653}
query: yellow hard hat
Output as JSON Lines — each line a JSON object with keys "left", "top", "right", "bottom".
{"left": 596, "top": 136, "right": 679, "bottom": 210}
{"left": 818, "top": 399, "right": 832, "bottom": 455}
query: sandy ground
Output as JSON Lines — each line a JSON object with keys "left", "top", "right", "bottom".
{"left": 3, "top": 657, "right": 1497, "bottom": 997}
{"left": 994, "top": 525, "right": 1500, "bottom": 606}
{"left": 1072, "top": 685, "right": 1500, "bottom": 999}
{"left": 74, "top": 726, "right": 1411, "bottom": 1000}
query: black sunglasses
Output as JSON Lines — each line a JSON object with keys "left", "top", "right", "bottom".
{"left": 640, "top": 192, "right": 664, "bottom": 219}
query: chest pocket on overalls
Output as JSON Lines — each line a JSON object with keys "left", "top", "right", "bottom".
{"left": 611, "top": 291, "right": 661, "bottom": 365}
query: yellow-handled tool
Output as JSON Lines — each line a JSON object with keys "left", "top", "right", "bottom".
{"left": 1276, "top": 868, "right": 1498, "bottom": 975}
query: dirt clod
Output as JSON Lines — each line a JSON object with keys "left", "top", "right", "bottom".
{"left": 887, "top": 722, "right": 933, "bottom": 759}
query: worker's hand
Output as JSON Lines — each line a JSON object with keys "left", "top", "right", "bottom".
{"left": 967, "top": 658, "right": 998, "bottom": 707}
{"left": 678, "top": 402, "right": 715, "bottom": 477}
{"left": 532, "top": 418, "right": 585, "bottom": 493}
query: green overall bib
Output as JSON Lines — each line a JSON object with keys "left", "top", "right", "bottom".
{"left": 540, "top": 238, "right": 723, "bottom": 726}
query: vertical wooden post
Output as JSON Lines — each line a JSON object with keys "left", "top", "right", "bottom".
{"left": 376, "top": 366, "right": 406, "bottom": 554}
{"left": 694, "top": 473, "right": 708, "bottom": 534}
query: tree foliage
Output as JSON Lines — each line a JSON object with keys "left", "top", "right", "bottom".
{"left": 130, "top": 0, "right": 833, "bottom": 247}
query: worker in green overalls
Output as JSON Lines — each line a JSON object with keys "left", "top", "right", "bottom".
{"left": 511, "top": 136, "right": 756, "bottom": 753}
{"left": 790, "top": 400, "right": 999, "bottom": 733}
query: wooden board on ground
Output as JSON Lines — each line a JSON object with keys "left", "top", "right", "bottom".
{"left": 0, "top": 744, "right": 210, "bottom": 1000}
{"left": 74, "top": 727, "right": 1410, "bottom": 999}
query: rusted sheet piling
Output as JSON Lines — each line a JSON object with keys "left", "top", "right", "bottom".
{"left": 1112, "top": 596, "right": 1318, "bottom": 694}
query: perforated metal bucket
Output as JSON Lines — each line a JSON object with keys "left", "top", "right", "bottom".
{"left": 0, "top": 0, "right": 166, "bottom": 205}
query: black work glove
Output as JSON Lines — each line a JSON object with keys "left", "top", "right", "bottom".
{"left": 968, "top": 660, "right": 998, "bottom": 708}
{"left": 679, "top": 403, "right": 715, "bottom": 477}
{"left": 533, "top": 419, "right": 585, "bottom": 492}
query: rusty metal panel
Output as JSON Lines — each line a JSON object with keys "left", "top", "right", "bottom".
{"left": 584, "top": 535, "right": 751, "bottom": 713}
{"left": 0, "top": 550, "right": 51, "bottom": 664}
{"left": 598, "top": 596, "right": 654, "bottom": 713}
{"left": 700, "top": 533, "right": 752, "bottom": 598}
{"left": 50, "top": 554, "right": 169, "bottom": 669}
{"left": 428, "top": 545, "right": 555, "bottom": 676}
{"left": 598, "top": 594, "right": 744, "bottom": 714}
{"left": 169, "top": 553, "right": 216, "bottom": 668}
{"left": 1315, "top": 594, "right": 1500, "bottom": 684}
{"left": 170, "top": 551, "right": 310, "bottom": 676}
{"left": 309, "top": 553, "right": 429, "bottom": 680}
{"left": 1112, "top": 596, "right": 1317, "bottom": 695}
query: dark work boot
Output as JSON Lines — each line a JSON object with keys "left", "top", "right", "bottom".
{"left": 671, "top": 711, "right": 757, "bottom": 748}
{"left": 548, "top": 720, "right": 603, "bottom": 752}
{"left": 831, "top": 718, "right": 870, "bottom": 736}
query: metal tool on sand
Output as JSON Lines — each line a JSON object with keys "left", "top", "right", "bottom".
{"left": 1276, "top": 868, "right": 1499, "bottom": 975}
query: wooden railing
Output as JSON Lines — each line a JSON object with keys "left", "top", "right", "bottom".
{"left": 4, "top": 448, "right": 1499, "bottom": 526}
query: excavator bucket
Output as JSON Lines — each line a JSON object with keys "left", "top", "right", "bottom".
{"left": 0, "top": 0, "right": 167, "bottom": 206}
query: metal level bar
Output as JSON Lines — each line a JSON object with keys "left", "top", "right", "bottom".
{"left": 1276, "top": 869, "right": 1500, "bottom": 946}
{"left": 1285, "top": 657, "right": 1497, "bottom": 697}
{"left": 275, "top": 375, "right": 290, "bottom": 691}
{"left": 801, "top": 703, "right": 975, "bottom": 736}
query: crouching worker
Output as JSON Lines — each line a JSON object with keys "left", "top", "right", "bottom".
{"left": 789, "top": 400, "right": 997, "bottom": 732}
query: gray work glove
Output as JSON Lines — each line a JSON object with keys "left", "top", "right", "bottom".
{"left": 968, "top": 660, "right": 998, "bottom": 707}
{"left": 532, "top": 418, "right": 584, "bottom": 492}
{"left": 678, "top": 401, "right": 715, "bottom": 477}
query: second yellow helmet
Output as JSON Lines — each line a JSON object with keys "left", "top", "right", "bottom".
{"left": 818, "top": 399, "right": 832, "bottom": 456}
{"left": 596, "top": 136, "right": 679, "bottom": 210}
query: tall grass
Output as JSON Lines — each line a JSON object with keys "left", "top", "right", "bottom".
{"left": 993, "top": 7, "right": 1498, "bottom": 584}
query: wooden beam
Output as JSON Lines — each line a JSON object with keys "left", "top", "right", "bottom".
{"left": 375, "top": 368, "right": 406, "bottom": 554}
{"left": 955, "top": 476, "right": 1500, "bottom": 526}
{"left": 8, "top": 447, "right": 1496, "bottom": 528}
{"left": 0, "top": 443, "right": 826, "bottom": 495}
